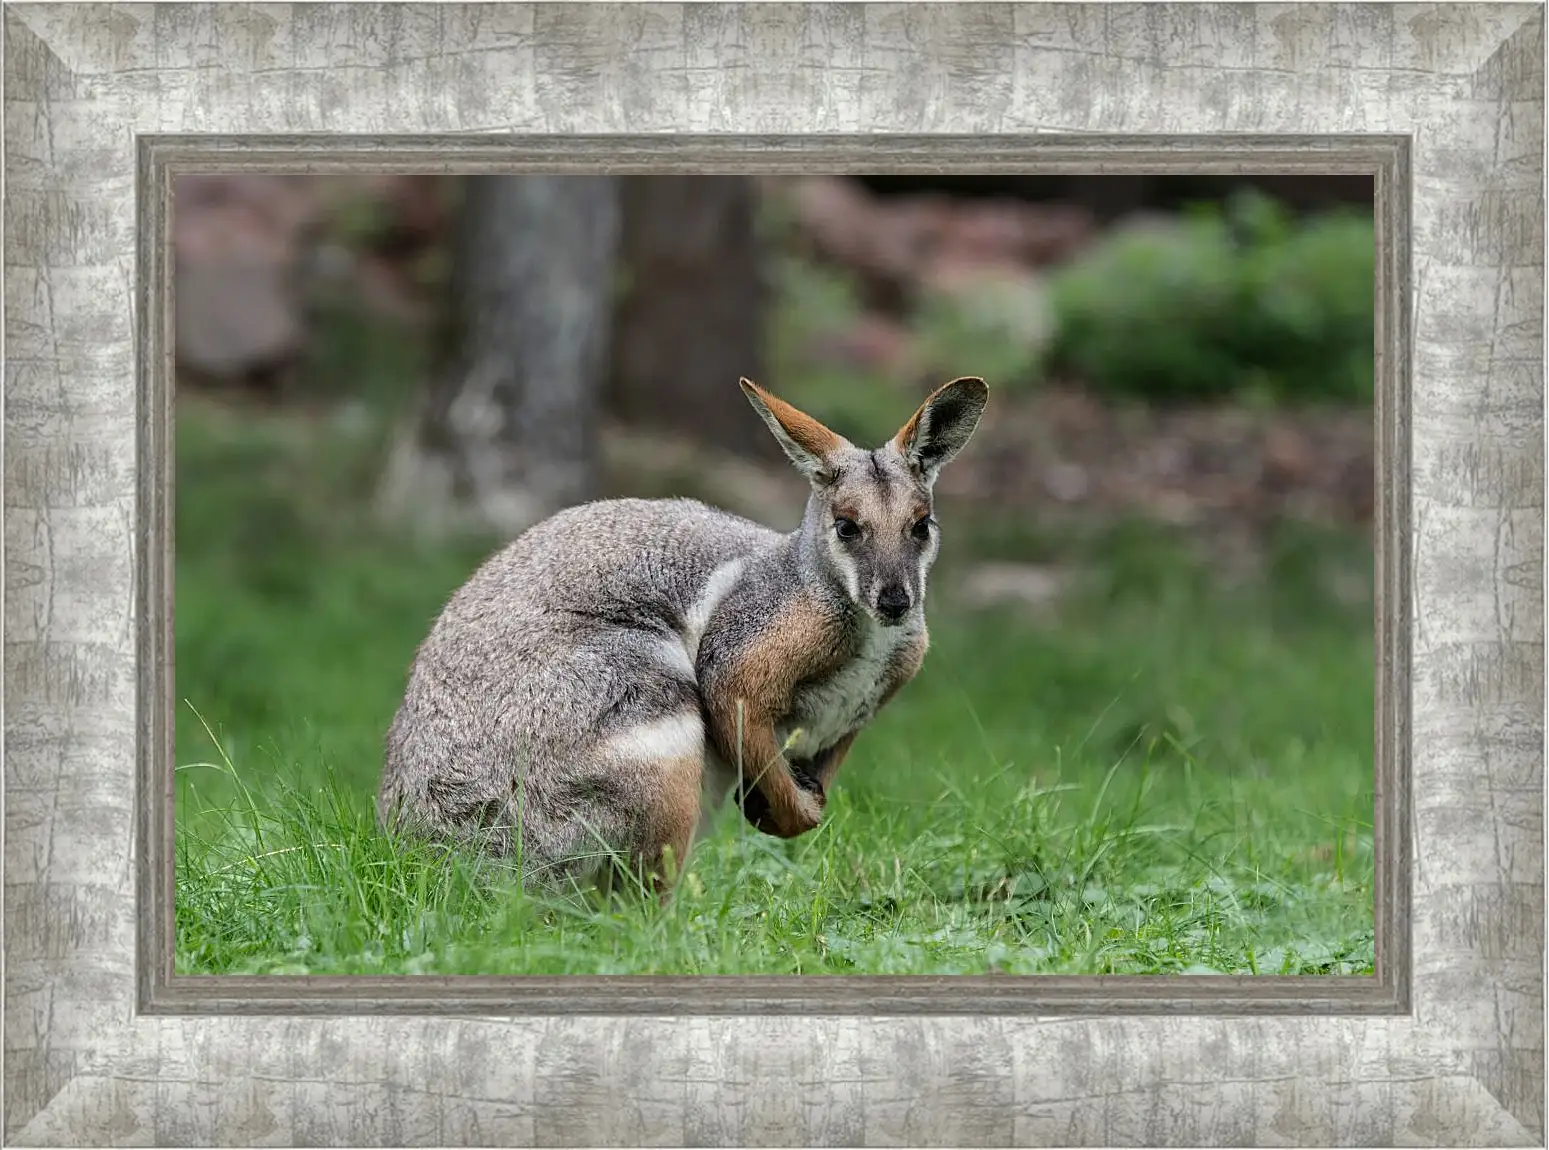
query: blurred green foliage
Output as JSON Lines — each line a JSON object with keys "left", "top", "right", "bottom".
{"left": 1045, "top": 194, "right": 1375, "bottom": 403}
{"left": 765, "top": 190, "right": 1374, "bottom": 411}
{"left": 912, "top": 273, "right": 1054, "bottom": 397}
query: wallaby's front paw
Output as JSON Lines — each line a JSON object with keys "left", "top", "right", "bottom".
{"left": 773, "top": 789, "right": 825, "bottom": 838}
{"left": 790, "top": 758, "right": 826, "bottom": 798}
{"left": 737, "top": 773, "right": 824, "bottom": 838}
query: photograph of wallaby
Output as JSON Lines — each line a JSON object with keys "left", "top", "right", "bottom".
{"left": 175, "top": 173, "right": 1377, "bottom": 977}
{"left": 379, "top": 376, "right": 988, "bottom": 895}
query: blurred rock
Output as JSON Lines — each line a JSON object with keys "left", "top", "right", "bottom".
{"left": 174, "top": 175, "right": 321, "bottom": 381}
{"left": 942, "top": 198, "right": 1095, "bottom": 267}
{"left": 941, "top": 199, "right": 1028, "bottom": 262}
{"left": 175, "top": 174, "right": 450, "bottom": 385}
{"left": 783, "top": 176, "right": 1096, "bottom": 313}
{"left": 1018, "top": 203, "right": 1100, "bottom": 265}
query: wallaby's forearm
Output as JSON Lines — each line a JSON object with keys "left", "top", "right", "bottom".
{"left": 697, "top": 591, "right": 844, "bottom": 839}
{"left": 706, "top": 702, "right": 821, "bottom": 838}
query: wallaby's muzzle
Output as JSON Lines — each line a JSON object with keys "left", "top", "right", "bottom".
{"left": 876, "top": 583, "right": 913, "bottom": 625}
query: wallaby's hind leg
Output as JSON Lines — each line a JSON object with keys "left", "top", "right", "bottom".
{"left": 588, "top": 711, "right": 705, "bottom": 898}
{"left": 639, "top": 752, "right": 702, "bottom": 898}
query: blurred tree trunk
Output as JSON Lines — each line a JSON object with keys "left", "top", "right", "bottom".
{"left": 608, "top": 176, "right": 769, "bottom": 456}
{"left": 379, "top": 175, "right": 619, "bottom": 537}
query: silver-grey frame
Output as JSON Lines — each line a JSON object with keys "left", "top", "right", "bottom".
{"left": 5, "top": 3, "right": 1542, "bottom": 1146}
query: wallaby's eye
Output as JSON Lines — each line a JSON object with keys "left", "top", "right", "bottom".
{"left": 834, "top": 517, "right": 862, "bottom": 541}
{"left": 911, "top": 516, "right": 934, "bottom": 541}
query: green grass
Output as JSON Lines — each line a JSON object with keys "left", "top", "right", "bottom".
{"left": 174, "top": 394, "right": 1376, "bottom": 977}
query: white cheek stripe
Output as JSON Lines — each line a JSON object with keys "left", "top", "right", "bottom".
{"left": 601, "top": 713, "right": 705, "bottom": 763}
{"left": 918, "top": 535, "right": 939, "bottom": 594}
{"left": 828, "top": 536, "right": 862, "bottom": 602}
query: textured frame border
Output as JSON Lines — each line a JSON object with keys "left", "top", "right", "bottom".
{"left": 5, "top": 3, "right": 1543, "bottom": 1146}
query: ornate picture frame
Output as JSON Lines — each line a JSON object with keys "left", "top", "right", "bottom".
{"left": 5, "top": 4, "right": 1542, "bottom": 1144}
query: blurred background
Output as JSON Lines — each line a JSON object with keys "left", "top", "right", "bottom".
{"left": 174, "top": 172, "right": 1377, "bottom": 974}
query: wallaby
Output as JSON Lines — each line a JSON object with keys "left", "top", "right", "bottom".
{"left": 378, "top": 376, "right": 989, "bottom": 894}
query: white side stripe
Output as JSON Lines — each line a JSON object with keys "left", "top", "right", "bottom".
{"left": 682, "top": 557, "right": 749, "bottom": 666}
{"left": 602, "top": 713, "right": 704, "bottom": 762}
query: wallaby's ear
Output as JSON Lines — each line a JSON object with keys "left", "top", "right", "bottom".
{"left": 892, "top": 377, "right": 989, "bottom": 486}
{"left": 740, "top": 378, "right": 850, "bottom": 485}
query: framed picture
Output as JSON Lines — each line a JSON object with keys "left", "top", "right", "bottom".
{"left": 5, "top": 3, "right": 1541, "bottom": 1145}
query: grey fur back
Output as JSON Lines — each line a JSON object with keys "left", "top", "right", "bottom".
{"left": 378, "top": 497, "right": 788, "bottom": 883}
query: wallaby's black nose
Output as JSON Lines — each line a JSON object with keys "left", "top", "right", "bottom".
{"left": 877, "top": 584, "right": 912, "bottom": 622}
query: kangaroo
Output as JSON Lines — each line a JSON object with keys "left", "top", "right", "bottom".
{"left": 378, "top": 375, "right": 988, "bottom": 894}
